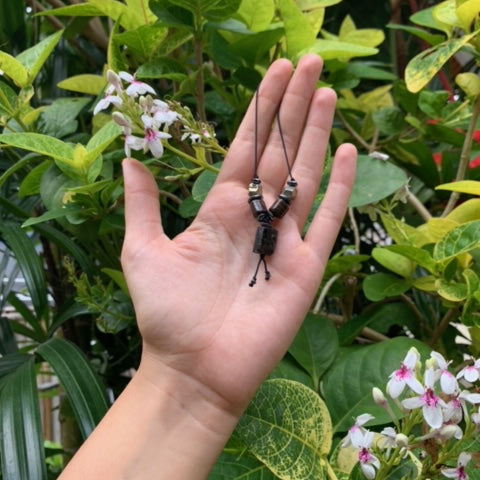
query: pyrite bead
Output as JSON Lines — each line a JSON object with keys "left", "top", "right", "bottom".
{"left": 253, "top": 223, "right": 278, "bottom": 256}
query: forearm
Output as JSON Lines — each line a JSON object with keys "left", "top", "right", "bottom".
{"left": 59, "top": 356, "right": 240, "bottom": 480}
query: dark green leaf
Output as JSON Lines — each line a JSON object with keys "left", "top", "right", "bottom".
{"left": 418, "top": 90, "right": 450, "bottom": 118}
{"left": 322, "top": 337, "right": 431, "bottom": 432}
{"left": 362, "top": 273, "right": 412, "bottom": 301}
{"left": 37, "top": 338, "right": 109, "bottom": 439}
{"left": 136, "top": 57, "right": 187, "bottom": 81}
{"left": 387, "top": 23, "right": 444, "bottom": 46}
{"left": 348, "top": 155, "right": 408, "bottom": 207}
{"left": 149, "top": 0, "right": 194, "bottom": 27}
{"left": 1, "top": 223, "right": 48, "bottom": 320}
{"left": 47, "top": 302, "right": 90, "bottom": 338}
{"left": 0, "top": 357, "right": 47, "bottom": 480}
{"left": 209, "top": 451, "right": 279, "bottom": 479}
{"left": 0, "top": 317, "right": 17, "bottom": 355}
{"left": 192, "top": 164, "right": 220, "bottom": 202}
{"left": 288, "top": 314, "right": 338, "bottom": 390}
{"left": 168, "top": 0, "right": 242, "bottom": 21}
{"left": 268, "top": 356, "right": 314, "bottom": 389}
{"left": 372, "top": 107, "right": 406, "bottom": 136}
{"left": 0, "top": 353, "right": 30, "bottom": 380}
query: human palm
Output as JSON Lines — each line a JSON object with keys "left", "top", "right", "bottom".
{"left": 121, "top": 55, "right": 356, "bottom": 413}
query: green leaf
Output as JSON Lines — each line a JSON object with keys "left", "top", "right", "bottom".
{"left": 348, "top": 155, "right": 408, "bottom": 207}
{"left": 372, "top": 247, "right": 414, "bottom": 278}
{"left": 192, "top": 165, "right": 220, "bottom": 202}
{"left": 233, "top": 379, "right": 331, "bottom": 479}
{"left": 85, "top": 121, "right": 122, "bottom": 165}
{"left": 434, "top": 220, "right": 480, "bottom": 262}
{"left": 0, "top": 80, "right": 17, "bottom": 116}
{"left": 269, "top": 357, "right": 314, "bottom": 388}
{"left": 0, "top": 357, "right": 47, "bottom": 480}
{"left": 114, "top": 23, "right": 168, "bottom": 60}
{"left": 346, "top": 63, "right": 397, "bottom": 81}
{"left": 168, "top": 0, "right": 242, "bottom": 21}
{"left": 37, "top": 338, "right": 109, "bottom": 439}
{"left": 237, "top": 0, "right": 275, "bottom": 31}
{"left": 278, "top": 0, "right": 316, "bottom": 58}
{"left": 384, "top": 245, "right": 437, "bottom": 274}
{"left": 1, "top": 223, "right": 48, "bottom": 320}
{"left": 0, "top": 132, "right": 74, "bottom": 163}
{"left": 16, "top": 30, "right": 63, "bottom": 84}
{"left": 387, "top": 23, "right": 444, "bottom": 46}
{"left": 0, "top": 317, "right": 18, "bottom": 355}
{"left": 136, "top": 57, "right": 187, "bottom": 81}
{"left": 302, "top": 39, "right": 378, "bottom": 61}
{"left": 410, "top": 5, "right": 450, "bottom": 33}
{"left": 456, "top": 72, "right": 480, "bottom": 97}
{"left": 418, "top": 89, "right": 450, "bottom": 118}
{"left": 436, "top": 180, "right": 480, "bottom": 195}
{"left": 372, "top": 106, "right": 406, "bottom": 135}
{"left": 19, "top": 160, "right": 51, "bottom": 198}
{"left": 323, "top": 337, "right": 431, "bottom": 432}
{"left": 405, "top": 31, "right": 479, "bottom": 93}
{"left": 209, "top": 451, "right": 279, "bottom": 479}
{"left": 21, "top": 206, "right": 81, "bottom": 228}
{"left": 325, "top": 254, "right": 369, "bottom": 276}
{"left": 57, "top": 74, "right": 106, "bottom": 96}
{"left": 288, "top": 315, "right": 338, "bottom": 390}
{"left": 362, "top": 273, "right": 412, "bottom": 301}
{"left": 0, "top": 353, "right": 30, "bottom": 380}
{"left": 229, "top": 28, "right": 284, "bottom": 65}
{"left": 0, "top": 51, "right": 29, "bottom": 87}
{"left": 38, "top": 98, "right": 90, "bottom": 139}
{"left": 436, "top": 279, "right": 468, "bottom": 301}
{"left": 35, "top": 3, "right": 103, "bottom": 16}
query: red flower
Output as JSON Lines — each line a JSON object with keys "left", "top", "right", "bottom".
{"left": 469, "top": 156, "right": 480, "bottom": 169}
{"left": 433, "top": 152, "right": 443, "bottom": 166}
{"left": 473, "top": 130, "right": 480, "bottom": 144}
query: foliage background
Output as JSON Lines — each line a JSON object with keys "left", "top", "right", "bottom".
{"left": 1, "top": 0, "right": 480, "bottom": 478}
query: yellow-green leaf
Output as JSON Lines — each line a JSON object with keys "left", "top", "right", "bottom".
{"left": 405, "top": 31, "right": 479, "bottom": 93}
{"left": 302, "top": 39, "right": 378, "bottom": 61}
{"left": 0, "top": 51, "right": 28, "bottom": 87}
{"left": 436, "top": 279, "right": 467, "bottom": 301}
{"left": 372, "top": 247, "right": 415, "bottom": 278}
{"left": 436, "top": 180, "right": 480, "bottom": 195}
{"left": 296, "top": 0, "right": 341, "bottom": 8}
{"left": 434, "top": 220, "right": 480, "bottom": 261}
{"left": 238, "top": 0, "right": 275, "bottom": 31}
{"left": 339, "top": 14, "right": 356, "bottom": 38}
{"left": 456, "top": 72, "right": 480, "bottom": 97}
{"left": 433, "top": 0, "right": 463, "bottom": 31}
{"left": 234, "top": 379, "right": 332, "bottom": 479}
{"left": 456, "top": 0, "right": 480, "bottom": 31}
{"left": 57, "top": 74, "right": 107, "bottom": 96}
{"left": 413, "top": 276, "right": 437, "bottom": 292}
{"left": 16, "top": 30, "right": 63, "bottom": 84}
{"left": 342, "top": 29, "right": 385, "bottom": 48}
{"left": 446, "top": 198, "right": 480, "bottom": 223}
{"left": 35, "top": 3, "right": 103, "bottom": 16}
{"left": 125, "top": 0, "right": 157, "bottom": 25}
{"left": 278, "top": 0, "right": 317, "bottom": 59}
{"left": 419, "top": 217, "right": 459, "bottom": 243}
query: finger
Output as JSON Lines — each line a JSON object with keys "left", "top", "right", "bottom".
{"left": 257, "top": 54, "right": 323, "bottom": 193}
{"left": 122, "top": 158, "right": 165, "bottom": 247}
{"left": 216, "top": 58, "right": 293, "bottom": 186}
{"left": 304, "top": 144, "right": 357, "bottom": 260}
{"left": 287, "top": 87, "right": 337, "bottom": 230}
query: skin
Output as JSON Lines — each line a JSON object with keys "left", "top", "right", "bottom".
{"left": 59, "top": 55, "right": 357, "bottom": 479}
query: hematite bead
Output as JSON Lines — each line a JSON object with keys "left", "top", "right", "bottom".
{"left": 248, "top": 180, "right": 263, "bottom": 197}
{"left": 253, "top": 223, "right": 278, "bottom": 256}
{"left": 269, "top": 197, "right": 289, "bottom": 218}
{"left": 248, "top": 195, "right": 268, "bottom": 219}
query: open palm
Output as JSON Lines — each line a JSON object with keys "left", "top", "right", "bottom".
{"left": 121, "top": 55, "right": 357, "bottom": 413}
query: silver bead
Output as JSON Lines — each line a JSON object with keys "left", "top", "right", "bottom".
{"left": 248, "top": 181, "right": 263, "bottom": 197}
{"left": 281, "top": 182, "right": 297, "bottom": 202}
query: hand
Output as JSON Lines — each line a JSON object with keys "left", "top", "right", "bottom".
{"left": 121, "top": 54, "right": 357, "bottom": 415}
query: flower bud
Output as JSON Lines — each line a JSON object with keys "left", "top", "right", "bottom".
{"left": 372, "top": 387, "right": 387, "bottom": 407}
{"left": 439, "top": 425, "right": 459, "bottom": 440}
{"left": 471, "top": 413, "right": 480, "bottom": 427}
{"left": 395, "top": 433, "right": 409, "bottom": 448}
{"left": 425, "top": 357, "right": 437, "bottom": 370}
{"left": 107, "top": 70, "right": 122, "bottom": 92}
{"left": 112, "top": 112, "right": 131, "bottom": 128}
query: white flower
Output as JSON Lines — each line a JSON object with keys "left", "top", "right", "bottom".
{"left": 342, "top": 413, "right": 374, "bottom": 448}
{"left": 387, "top": 348, "right": 424, "bottom": 398}
{"left": 124, "top": 133, "right": 144, "bottom": 157}
{"left": 441, "top": 452, "right": 471, "bottom": 480}
{"left": 401, "top": 368, "right": 447, "bottom": 429}
{"left": 379, "top": 427, "right": 396, "bottom": 450}
{"left": 430, "top": 351, "right": 458, "bottom": 394}
{"left": 152, "top": 99, "right": 178, "bottom": 126}
{"left": 144, "top": 128, "right": 170, "bottom": 158}
{"left": 93, "top": 93, "right": 123, "bottom": 115}
{"left": 119, "top": 71, "right": 155, "bottom": 97}
{"left": 457, "top": 359, "right": 480, "bottom": 383}
{"left": 356, "top": 431, "right": 380, "bottom": 480}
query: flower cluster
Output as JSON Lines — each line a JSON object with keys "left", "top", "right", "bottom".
{"left": 343, "top": 348, "right": 480, "bottom": 479}
{"left": 93, "top": 70, "right": 219, "bottom": 161}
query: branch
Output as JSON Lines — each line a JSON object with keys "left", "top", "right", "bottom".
{"left": 336, "top": 109, "right": 371, "bottom": 151}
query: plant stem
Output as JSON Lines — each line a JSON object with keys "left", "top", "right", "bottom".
{"left": 429, "top": 307, "right": 458, "bottom": 346}
{"left": 164, "top": 143, "right": 219, "bottom": 173}
{"left": 348, "top": 208, "right": 360, "bottom": 253}
{"left": 336, "top": 109, "right": 371, "bottom": 151}
{"left": 313, "top": 273, "right": 342, "bottom": 314}
{"left": 442, "top": 95, "right": 480, "bottom": 217}
{"left": 405, "top": 187, "right": 431, "bottom": 221}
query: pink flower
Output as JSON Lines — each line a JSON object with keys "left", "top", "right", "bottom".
{"left": 442, "top": 452, "right": 471, "bottom": 480}
{"left": 387, "top": 348, "right": 423, "bottom": 399}
{"left": 355, "top": 431, "right": 380, "bottom": 479}
{"left": 119, "top": 71, "right": 156, "bottom": 97}
{"left": 401, "top": 368, "right": 447, "bottom": 429}
{"left": 430, "top": 351, "right": 457, "bottom": 394}
{"left": 342, "top": 414, "right": 374, "bottom": 448}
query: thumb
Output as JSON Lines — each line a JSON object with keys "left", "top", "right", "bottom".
{"left": 122, "top": 158, "right": 164, "bottom": 247}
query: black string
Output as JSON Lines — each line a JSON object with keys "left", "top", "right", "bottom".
{"left": 249, "top": 254, "right": 271, "bottom": 287}
{"left": 276, "top": 110, "right": 294, "bottom": 182}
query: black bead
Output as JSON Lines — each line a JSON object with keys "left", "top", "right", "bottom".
{"left": 269, "top": 197, "right": 289, "bottom": 218}
{"left": 253, "top": 224, "right": 278, "bottom": 256}
{"left": 248, "top": 195, "right": 268, "bottom": 219}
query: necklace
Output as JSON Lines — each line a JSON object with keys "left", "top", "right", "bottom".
{"left": 248, "top": 90, "right": 297, "bottom": 287}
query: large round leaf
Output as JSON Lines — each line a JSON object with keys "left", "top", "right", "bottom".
{"left": 234, "top": 379, "right": 331, "bottom": 479}
{"left": 348, "top": 155, "right": 408, "bottom": 207}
